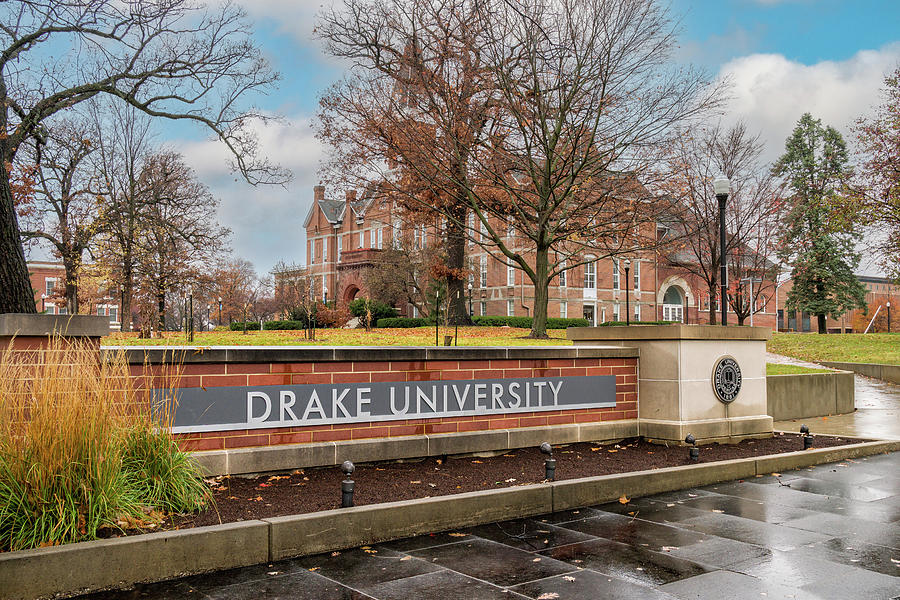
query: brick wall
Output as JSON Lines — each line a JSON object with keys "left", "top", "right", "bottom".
{"left": 121, "top": 348, "right": 638, "bottom": 452}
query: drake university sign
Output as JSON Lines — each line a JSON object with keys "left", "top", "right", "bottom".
{"left": 164, "top": 375, "right": 617, "bottom": 434}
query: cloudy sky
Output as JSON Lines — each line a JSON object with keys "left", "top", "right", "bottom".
{"left": 161, "top": 0, "right": 900, "bottom": 276}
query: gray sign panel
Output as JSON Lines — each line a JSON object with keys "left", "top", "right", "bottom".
{"left": 160, "top": 375, "right": 616, "bottom": 433}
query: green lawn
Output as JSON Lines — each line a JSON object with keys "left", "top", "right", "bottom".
{"left": 767, "top": 333, "right": 900, "bottom": 366}
{"left": 765, "top": 363, "right": 833, "bottom": 376}
{"left": 103, "top": 326, "right": 571, "bottom": 347}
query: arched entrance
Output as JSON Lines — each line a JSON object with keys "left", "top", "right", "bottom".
{"left": 662, "top": 286, "right": 685, "bottom": 323}
{"left": 343, "top": 285, "right": 360, "bottom": 305}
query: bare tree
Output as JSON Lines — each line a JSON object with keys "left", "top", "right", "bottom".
{"left": 318, "top": 0, "right": 724, "bottom": 337}
{"left": 19, "top": 120, "right": 99, "bottom": 312}
{"left": 0, "top": 0, "right": 287, "bottom": 313}
{"left": 91, "top": 101, "right": 156, "bottom": 330}
{"left": 137, "top": 152, "right": 228, "bottom": 333}
{"left": 662, "top": 123, "right": 784, "bottom": 324}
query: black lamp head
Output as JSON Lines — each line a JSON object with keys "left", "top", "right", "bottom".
{"left": 800, "top": 424, "right": 809, "bottom": 435}
{"left": 341, "top": 460, "right": 355, "bottom": 476}
{"left": 539, "top": 442, "right": 553, "bottom": 456}
{"left": 685, "top": 434, "right": 696, "bottom": 446}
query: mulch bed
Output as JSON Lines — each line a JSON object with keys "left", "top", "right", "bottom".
{"left": 127, "top": 432, "right": 864, "bottom": 534}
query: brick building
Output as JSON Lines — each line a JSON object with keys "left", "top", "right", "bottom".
{"left": 776, "top": 274, "right": 899, "bottom": 333}
{"left": 286, "top": 185, "right": 780, "bottom": 328}
{"left": 27, "top": 261, "right": 121, "bottom": 330}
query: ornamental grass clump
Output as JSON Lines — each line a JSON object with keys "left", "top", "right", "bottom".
{"left": 0, "top": 339, "right": 209, "bottom": 552}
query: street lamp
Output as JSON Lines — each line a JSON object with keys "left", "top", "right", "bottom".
{"left": 188, "top": 288, "right": 194, "bottom": 343}
{"left": 41, "top": 293, "right": 46, "bottom": 313}
{"left": 217, "top": 297, "right": 222, "bottom": 326}
{"left": 623, "top": 259, "right": 631, "bottom": 325}
{"left": 714, "top": 175, "right": 730, "bottom": 326}
{"left": 888, "top": 301, "right": 892, "bottom": 333}
{"left": 206, "top": 304, "right": 211, "bottom": 331}
{"left": 468, "top": 282, "right": 473, "bottom": 317}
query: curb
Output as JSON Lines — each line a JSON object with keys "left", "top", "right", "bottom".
{"left": 3, "top": 440, "right": 898, "bottom": 599}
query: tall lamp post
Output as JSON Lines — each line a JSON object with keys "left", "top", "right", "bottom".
{"left": 206, "top": 304, "right": 211, "bottom": 331}
{"left": 468, "top": 282, "right": 473, "bottom": 318}
{"left": 714, "top": 175, "right": 731, "bottom": 326}
{"left": 623, "top": 259, "right": 631, "bottom": 325}
{"left": 888, "top": 301, "right": 892, "bottom": 333}
{"left": 217, "top": 297, "right": 222, "bottom": 327}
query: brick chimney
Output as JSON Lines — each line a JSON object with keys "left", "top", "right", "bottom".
{"left": 314, "top": 185, "right": 325, "bottom": 203}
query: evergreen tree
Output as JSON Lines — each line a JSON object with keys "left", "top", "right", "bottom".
{"left": 773, "top": 113, "right": 866, "bottom": 333}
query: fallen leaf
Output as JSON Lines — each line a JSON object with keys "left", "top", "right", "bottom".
{"left": 257, "top": 483, "right": 271, "bottom": 488}
{"left": 591, "top": 447, "right": 600, "bottom": 452}
{"left": 771, "top": 473, "right": 781, "bottom": 477}
{"left": 410, "top": 480, "right": 421, "bottom": 484}
{"left": 532, "top": 557, "right": 542, "bottom": 562}
{"left": 308, "top": 567, "right": 320, "bottom": 572}
{"left": 400, "top": 556, "right": 412, "bottom": 561}
{"left": 267, "top": 571, "right": 281, "bottom": 576}
{"left": 618, "top": 494, "right": 630, "bottom": 504}
{"left": 436, "top": 459, "right": 443, "bottom": 465}
{"left": 661, "top": 546, "right": 678, "bottom": 552}
{"left": 331, "top": 552, "right": 340, "bottom": 557}
{"left": 267, "top": 475, "right": 288, "bottom": 481}
{"left": 448, "top": 533, "right": 468, "bottom": 537}
{"left": 711, "top": 509, "right": 725, "bottom": 513}
{"left": 607, "top": 449, "right": 618, "bottom": 453}
{"left": 472, "top": 460, "right": 483, "bottom": 464}
{"left": 536, "top": 594, "right": 559, "bottom": 600}
{"left": 563, "top": 576, "right": 576, "bottom": 582}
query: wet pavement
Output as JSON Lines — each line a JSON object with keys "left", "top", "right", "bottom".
{"left": 768, "top": 352, "right": 900, "bottom": 440}
{"left": 82, "top": 452, "right": 900, "bottom": 600}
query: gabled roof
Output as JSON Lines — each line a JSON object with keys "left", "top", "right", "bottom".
{"left": 303, "top": 197, "right": 346, "bottom": 228}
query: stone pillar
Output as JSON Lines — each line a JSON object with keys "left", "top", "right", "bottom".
{"left": 569, "top": 324, "right": 772, "bottom": 443}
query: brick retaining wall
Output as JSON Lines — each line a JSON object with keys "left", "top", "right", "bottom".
{"left": 113, "top": 347, "right": 639, "bottom": 453}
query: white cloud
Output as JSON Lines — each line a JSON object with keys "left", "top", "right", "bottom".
{"left": 717, "top": 43, "right": 900, "bottom": 276}
{"left": 717, "top": 42, "right": 900, "bottom": 164}
{"left": 171, "top": 114, "right": 323, "bottom": 274}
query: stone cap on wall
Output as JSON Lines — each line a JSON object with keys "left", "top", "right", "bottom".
{"left": 102, "top": 344, "right": 639, "bottom": 365}
{"left": 567, "top": 323, "right": 771, "bottom": 342}
{"left": 0, "top": 313, "right": 110, "bottom": 338}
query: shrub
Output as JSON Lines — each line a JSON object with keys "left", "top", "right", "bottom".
{"left": 0, "top": 340, "right": 210, "bottom": 551}
{"left": 377, "top": 317, "right": 432, "bottom": 328}
{"left": 229, "top": 321, "right": 263, "bottom": 331}
{"left": 598, "top": 320, "right": 676, "bottom": 327}
{"left": 262, "top": 320, "right": 306, "bottom": 330}
{"left": 348, "top": 299, "right": 397, "bottom": 325}
{"left": 471, "top": 316, "right": 591, "bottom": 329}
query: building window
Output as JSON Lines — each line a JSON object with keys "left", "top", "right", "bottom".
{"left": 560, "top": 300, "right": 567, "bottom": 319}
{"left": 322, "top": 276, "right": 327, "bottom": 301}
{"left": 633, "top": 260, "right": 640, "bottom": 291}
{"left": 323, "top": 238, "right": 328, "bottom": 262}
{"left": 480, "top": 301, "right": 486, "bottom": 316}
{"left": 612, "top": 259, "right": 619, "bottom": 290}
{"left": 337, "top": 236, "right": 342, "bottom": 262}
{"left": 468, "top": 213, "right": 474, "bottom": 245}
{"left": 58, "top": 306, "right": 67, "bottom": 315}
{"left": 359, "top": 229, "right": 364, "bottom": 248}
{"left": 97, "top": 306, "right": 106, "bottom": 316}
{"left": 393, "top": 221, "right": 402, "bottom": 248}
{"left": 108, "top": 306, "right": 118, "bottom": 323}
{"left": 558, "top": 260, "right": 566, "bottom": 288}
{"left": 612, "top": 303, "right": 620, "bottom": 321}
{"left": 377, "top": 227, "right": 383, "bottom": 249}
{"left": 309, "top": 241, "right": 314, "bottom": 264}
{"left": 506, "top": 220, "right": 514, "bottom": 240}
{"left": 480, "top": 256, "right": 487, "bottom": 289}
{"left": 507, "top": 264, "right": 515, "bottom": 286}
{"left": 634, "top": 302, "right": 640, "bottom": 321}
{"left": 45, "top": 277, "right": 57, "bottom": 296}
{"left": 507, "top": 300, "right": 514, "bottom": 317}
{"left": 583, "top": 261, "right": 595, "bottom": 289}
{"left": 480, "top": 220, "right": 487, "bottom": 242}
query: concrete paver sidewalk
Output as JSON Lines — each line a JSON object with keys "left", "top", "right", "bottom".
{"left": 80, "top": 452, "right": 900, "bottom": 600}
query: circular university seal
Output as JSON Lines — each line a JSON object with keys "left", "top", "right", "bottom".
{"left": 712, "top": 356, "right": 742, "bottom": 403}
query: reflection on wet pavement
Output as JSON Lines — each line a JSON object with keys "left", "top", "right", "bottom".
{"left": 770, "top": 352, "right": 900, "bottom": 440}
{"left": 78, "top": 452, "right": 900, "bottom": 600}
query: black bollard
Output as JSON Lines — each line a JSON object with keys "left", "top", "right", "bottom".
{"left": 341, "top": 460, "right": 355, "bottom": 508}
{"left": 685, "top": 434, "right": 699, "bottom": 461}
{"left": 540, "top": 442, "right": 556, "bottom": 481}
{"left": 800, "top": 425, "right": 813, "bottom": 449}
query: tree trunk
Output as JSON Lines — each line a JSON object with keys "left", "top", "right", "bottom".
{"left": 817, "top": 313, "right": 827, "bottom": 334}
{"left": 0, "top": 167, "right": 38, "bottom": 314}
{"left": 157, "top": 288, "right": 166, "bottom": 334}
{"left": 529, "top": 248, "right": 550, "bottom": 339}
{"left": 446, "top": 207, "right": 471, "bottom": 326}
{"left": 121, "top": 251, "right": 134, "bottom": 331}
{"left": 62, "top": 253, "right": 80, "bottom": 314}
{"left": 707, "top": 283, "right": 717, "bottom": 325}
